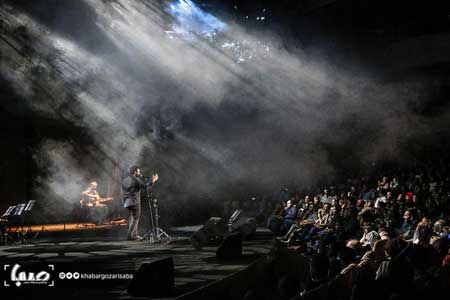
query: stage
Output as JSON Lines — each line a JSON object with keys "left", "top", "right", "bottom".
{"left": 0, "top": 226, "right": 273, "bottom": 299}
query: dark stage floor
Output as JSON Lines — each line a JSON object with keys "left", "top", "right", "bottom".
{"left": 0, "top": 226, "right": 273, "bottom": 299}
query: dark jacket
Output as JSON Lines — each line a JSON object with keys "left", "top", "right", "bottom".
{"left": 122, "top": 175, "right": 152, "bottom": 208}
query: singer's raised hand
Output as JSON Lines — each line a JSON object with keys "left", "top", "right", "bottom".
{"left": 152, "top": 173, "right": 159, "bottom": 183}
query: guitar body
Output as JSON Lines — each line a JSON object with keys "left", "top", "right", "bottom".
{"left": 80, "top": 197, "right": 113, "bottom": 208}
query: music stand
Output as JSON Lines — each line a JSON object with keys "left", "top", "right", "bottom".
{"left": 10, "top": 200, "right": 37, "bottom": 243}
{"left": 2, "top": 205, "right": 17, "bottom": 218}
{"left": 24, "top": 200, "right": 36, "bottom": 212}
{"left": 13, "top": 203, "right": 27, "bottom": 243}
{"left": 23, "top": 200, "right": 38, "bottom": 241}
{"left": 1, "top": 205, "right": 16, "bottom": 244}
{"left": 228, "top": 209, "right": 242, "bottom": 232}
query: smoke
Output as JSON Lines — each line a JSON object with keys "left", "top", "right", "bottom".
{"left": 33, "top": 141, "right": 87, "bottom": 218}
{"left": 0, "top": 0, "right": 445, "bottom": 223}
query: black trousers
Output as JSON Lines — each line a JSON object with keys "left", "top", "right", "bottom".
{"left": 127, "top": 203, "right": 141, "bottom": 238}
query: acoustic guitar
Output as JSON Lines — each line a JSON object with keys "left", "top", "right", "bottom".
{"left": 80, "top": 197, "right": 113, "bottom": 208}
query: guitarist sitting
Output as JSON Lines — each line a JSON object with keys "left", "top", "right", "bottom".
{"left": 79, "top": 181, "right": 112, "bottom": 224}
{"left": 81, "top": 181, "right": 100, "bottom": 208}
{"left": 80, "top": 181, "right": 113, "bottom": 207}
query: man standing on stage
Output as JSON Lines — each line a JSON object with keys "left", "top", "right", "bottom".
{"left": 122, "top": 166, "right": 159, "bottom": 240}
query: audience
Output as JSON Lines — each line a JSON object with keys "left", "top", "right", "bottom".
{"left": 254, "top": 157, "right": 450, "bottom": 300}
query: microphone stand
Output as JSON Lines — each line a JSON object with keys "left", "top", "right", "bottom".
{"left": 153, "top": 198, "right": 171, "bottom": 242}
{"left": 140, "top": 176, "right": 171, "bottom": 243}
{"left": 141, "top": 183, "right": 156, "bottom": 243}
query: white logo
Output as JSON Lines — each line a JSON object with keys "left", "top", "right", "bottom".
{"left": 4, "top": 264, "right": 54, "bottom": 287}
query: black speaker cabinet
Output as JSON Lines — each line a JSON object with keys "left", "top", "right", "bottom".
{"left": 191, "top": 217, "right": 227, "bottom": 248}
{"left": 216, "top": 233, "right": 242, "bottom": 260}
{"left": 127, "top": 257, "right": 174, "bottom": 297}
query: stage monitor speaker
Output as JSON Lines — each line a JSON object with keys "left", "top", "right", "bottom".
{"left": 216, "top": 233, "right": 242, "bottom": 260}
{"left": 127, "top": 257, "right": 174, "bottom": 297}
{"left": 204, "top": 216, "right": 227, "bottom": 236}
{"left": 191, "top": 217, "right": 227, "bottom": 249}
{"left": 229, "top": 211, "right": 257, "bottom": 238}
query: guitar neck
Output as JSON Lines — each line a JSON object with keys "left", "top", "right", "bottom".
{"left": 97, "top": 197, "right": 113, "bottom": 202}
